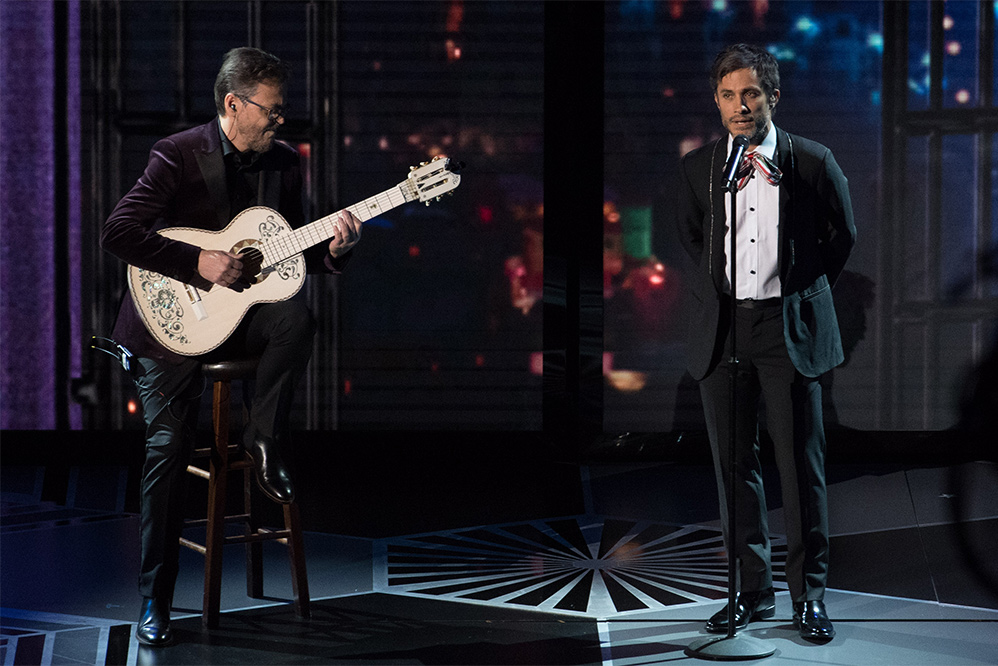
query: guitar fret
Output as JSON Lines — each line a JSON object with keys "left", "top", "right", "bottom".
{"left": 260, "top": 184, "right": 409, "bottom": 267}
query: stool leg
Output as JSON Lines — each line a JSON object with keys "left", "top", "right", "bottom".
{"left": 202, "top": 379, "right": 230, "bottom": 629}
{"left": 245, "top": 467, "right": 264, "bottom": 598}
{"left": 284, "top": 502, "right": 310, "bottom": 619}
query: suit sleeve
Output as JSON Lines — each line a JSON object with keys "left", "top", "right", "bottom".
{"left": 100, "top": 137, "right": 202, "bottom": 282}
{"left": 676, "top": 152, "right": 707, "bottom": 267}
{"left": 816, "top": 148, "right": 856, "bottom": 286}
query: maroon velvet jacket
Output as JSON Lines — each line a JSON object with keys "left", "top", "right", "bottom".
{"left": 101, "top": 118, "right": 346, "bottom": 364}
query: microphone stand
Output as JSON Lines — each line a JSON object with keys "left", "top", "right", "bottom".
{"left": 686, "top": 142, "right": 775, "bottom": 661}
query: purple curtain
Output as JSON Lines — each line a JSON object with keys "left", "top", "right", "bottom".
{"left": 1, "top": 0, "right": 80, "bottom": 429}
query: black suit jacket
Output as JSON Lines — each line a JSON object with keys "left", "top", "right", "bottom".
{"left": 101, "top": 118, "right": 345, "bottom": 363}
{"left": 676, "top": 128, "right": 856, "bottom": 380}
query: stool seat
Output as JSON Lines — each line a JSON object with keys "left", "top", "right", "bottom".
{"left": 180, "top": 356, "right": 310, "bottom": 629}
{"left": 201, "top": 358, "right": 261, "bottom": 381}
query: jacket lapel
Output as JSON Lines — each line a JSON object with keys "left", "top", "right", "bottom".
{"left": 776, "top": 127, "right": 793, "bottom": 283}
{"left": 710, "top": 138, "right": 729, "bottom": 291}
{"left": 194, "top": 119, "right": 231, "bottom": 230}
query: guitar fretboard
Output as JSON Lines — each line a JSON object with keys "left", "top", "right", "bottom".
{"left": 259, "top": 183, "right": 411, "bottom": 267}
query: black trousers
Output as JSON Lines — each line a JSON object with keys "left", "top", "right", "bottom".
{"left": 131, "top": 300, "right": 316, "bottom": 600}
{"left": 698, "top": 301, "right": 829, "bottom": 603}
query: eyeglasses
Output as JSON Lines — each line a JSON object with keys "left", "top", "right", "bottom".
{"left": 235, "top": 94, "right": 288, "bottom": 122}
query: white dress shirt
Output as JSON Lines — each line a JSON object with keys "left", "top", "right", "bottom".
{"left": 723, "top": 125, "right": 781, "bottom": 300}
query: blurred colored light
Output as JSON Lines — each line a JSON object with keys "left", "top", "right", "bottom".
{"left": 127, "top": 400, "right": 138, "bottom": 414}
{"left": 409, "top": 245, "right": 421, "bottom": 257}
{"left": 606, "top": 370, "right": 647, "bottom": 392}
{"left": 867, "top": 33, "right": 883, "bottom": 51}
{"left": 943, "top": 15, "right": 954, "bottom": 30}
{"left": 769, "top": 45, "right": 795, "bottom": 61}
{"left": 662, "top": 87, "right": 676, "bottom": 98}
{"left": 795, "top": 17, "right": 819, "bottom": 36}
{"left": 711, "top": 0, "right": 727, "bottom": 12}
{"left": 478, "top": 205, "right": 493, "bottom": 224}
{"left": 956, "top": 89, "right": 971, "bottom": 104}
{"left": 529, "top": 352, "right": 543, "bottom": 376}
{"left": 475, "top": 354, "right": 485, "bottom": 367}
{"left": 446, "top": 0, "right": 464, "bottom": 32}
{"left": 946, "top": 41, "right": 961, "bottom": 56}
{"left": 343, "top": 379, "right": 352, "bottom": 396}
{"left": 604, "top": 201, "right": 621, "bottom": 223}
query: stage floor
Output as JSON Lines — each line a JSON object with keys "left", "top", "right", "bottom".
{"left": 2, "top": 432, "right": 996, "bottom": 665}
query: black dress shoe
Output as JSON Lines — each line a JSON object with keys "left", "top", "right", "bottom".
{"left": 705, "top": 588, "right": 776, "bottom": 634}
{"left": 245, "top": 433, "right": 295, "bottom": 504}
{"left": 794, "top": 600, "right": 835, "bottom": 641}
{"left": 136, "top": 597, "right": 173, "bottom": 647}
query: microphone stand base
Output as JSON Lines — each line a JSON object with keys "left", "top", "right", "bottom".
{"left": 685, "top": 634, "right": 776, "bottom": 661}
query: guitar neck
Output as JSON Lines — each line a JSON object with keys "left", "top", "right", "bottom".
{"left": 260, "top": 182, "right": 410, "bottom": 266}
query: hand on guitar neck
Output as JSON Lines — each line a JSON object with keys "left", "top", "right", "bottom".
{"left": 326, "top": 210, "right": 363, "bottom": 258}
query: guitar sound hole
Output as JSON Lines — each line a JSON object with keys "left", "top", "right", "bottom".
{"left": 239, "top": 247, "right": 265, "bottom": 284}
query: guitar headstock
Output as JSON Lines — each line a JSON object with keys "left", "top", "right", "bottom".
{"left": 404, "top": 156, "right": 463, "bottom": 205}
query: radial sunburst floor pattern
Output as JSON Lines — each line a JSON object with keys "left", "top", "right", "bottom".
{"left": 377, "top": 516, "right": 787, "bottom": 617}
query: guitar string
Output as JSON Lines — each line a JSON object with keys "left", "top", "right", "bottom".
{"left": 258, "top": 185, "right": 410, "bottom": 268}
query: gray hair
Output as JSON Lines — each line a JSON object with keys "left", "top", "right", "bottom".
{"left": 213, "top": 47, "right": 290, "bottom": 116}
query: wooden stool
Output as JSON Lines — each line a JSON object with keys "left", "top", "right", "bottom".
{"left": 179, "top": 357, "right": 310, "bottom": 629}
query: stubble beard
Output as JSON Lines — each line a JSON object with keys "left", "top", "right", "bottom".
{"left": 726, "top": 115, "right": 769, "bottom": 147}
{"left": 248, "top": 127, "right": 277, "bottom": 153}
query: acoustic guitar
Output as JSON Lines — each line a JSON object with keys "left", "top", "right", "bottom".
{"left": 127, "top": 156, "right": 461, "bottom": 356}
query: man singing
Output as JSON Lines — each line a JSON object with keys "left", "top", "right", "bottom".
{"left": 675, "top": 43, "right": 856, "bottom": 642}
{"left": 101, "top": 47, "right": 362, "bottom": 646}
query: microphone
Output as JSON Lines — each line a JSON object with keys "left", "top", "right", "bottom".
{"left": 721, "top": 134, "right": 750, "bottom": 193}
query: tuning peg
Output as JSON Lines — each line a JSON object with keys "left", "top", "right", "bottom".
{"left": 419, "top": 161, "right": 428, "bottom": 166}
{"left": 409, "top": 166, "right": 417, "bottom": 171}
{"left": 424, "top": 201, "right": 431, "bottom": 206}
{"left": 432, "top": 155, "right": 441, "bottom": 161}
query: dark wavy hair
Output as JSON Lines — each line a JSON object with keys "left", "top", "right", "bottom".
{"left": 213, "top": 47, "right": 290, "bottom": 116}
{"left": 709, "top": 43, "right": 780, "bottom": 98}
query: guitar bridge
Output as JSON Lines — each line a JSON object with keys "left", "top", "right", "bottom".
{"left": 184, "top": 284, "right": 208, "bottom": 321}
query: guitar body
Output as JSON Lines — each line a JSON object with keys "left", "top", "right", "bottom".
{"left": 127, "top": 206, "right": 306, "bottom": 357}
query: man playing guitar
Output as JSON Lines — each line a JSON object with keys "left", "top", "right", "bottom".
{"left": 101, "top": 46, "right": 361, "bottom": 647}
